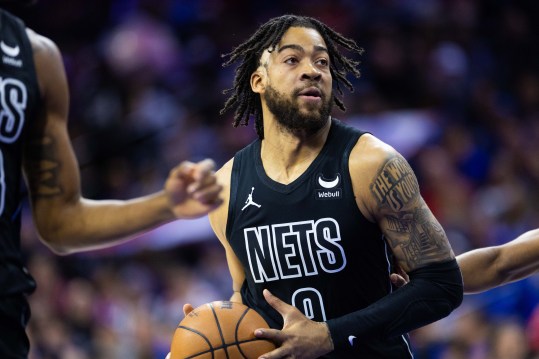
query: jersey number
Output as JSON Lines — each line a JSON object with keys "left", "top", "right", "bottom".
{"left": 291, "top": 287, "right": 327, "bottom": 321}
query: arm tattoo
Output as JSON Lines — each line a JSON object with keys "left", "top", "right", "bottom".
{"left": 25, "top": 134, "right": 63, "bottom": 198}
{"left": 370, "top": 155, "right": 452, "bottom": 268}
{"left": 384, "top": 208, "right": 450, "bottom": 268}
{"left": 370, "top": 156, "right": 418, "bottom": 211}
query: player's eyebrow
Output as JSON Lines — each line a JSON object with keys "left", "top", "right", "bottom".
{"left": 277, "top": 44, "right": 328, "bottom": 54}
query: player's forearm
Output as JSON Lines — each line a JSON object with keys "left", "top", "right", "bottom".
{"left": 459, "top": 229, "right": 539, "bottom": 293}
{"left": 496, "top": 229, "right": 539, "bottom": 286}
{"left": 35, "top": 191, "right": 175, "bottom": 254}
{"left": 326, "top": 259, "right": 463, "bottom": 349}
{"left": 457, "top": 247, "right": 501, "bottom": 293}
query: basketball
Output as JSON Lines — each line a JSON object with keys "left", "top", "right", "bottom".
{"left": 169, "top": 301, "right": 276, "bottom": 359}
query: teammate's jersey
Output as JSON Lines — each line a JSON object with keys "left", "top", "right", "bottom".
{"left": 226, "top": 119, "right": 414, "bottom": 358}
{"left": 0, "top": 9, "right": 40, "bottom": 296}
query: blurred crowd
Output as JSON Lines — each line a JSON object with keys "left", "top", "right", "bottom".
{"left": 6, "top": 0, "right": 539, "bottom": 358}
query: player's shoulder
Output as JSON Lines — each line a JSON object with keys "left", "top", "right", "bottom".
{"left": 209, "top": 158, "right": 234, "bottom": 240}
{"left": 216, "top": 157, "right": 234, "bottom": 183}
{"left": 351, "top": 133, "right": 402, "bottom": 173}
{"left": 24, "top": 27, "right": 68, "bottom": 97}
{"left": 212, "top": 158, "right": 234, "bottom": 208}
{"left": 25, "top": 27, "right": 62, "bottom": 62}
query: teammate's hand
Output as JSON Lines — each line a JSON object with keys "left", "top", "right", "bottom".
{"left": 183, "top": 303, "right": 195, "bottom": 316}
{"left": 164, "top": 159, "right": 223, "bottom": 219}
{"left": 165, "top": 304, "right": 195, "bottom": 359}
{"left": 390, "top": 265, "right": 410, "bottom": 288}
{"left": 254, "top": 289, "right": 333, "bottom": 359}
{"left": 390, "top": 273, "right": 409, "bottom": 287}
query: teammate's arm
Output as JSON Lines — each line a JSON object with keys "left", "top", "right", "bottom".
{"left": 391, "top": 229, "right": 539, "bottom": 294}
{"left": 323, "top": 135, "right": 463, "bottom": 348}
{"left": 22, "top": 30, "right": 222, "bottom": 254}
{"left": 456, "top": 229, "right": 539, "bottom": 293}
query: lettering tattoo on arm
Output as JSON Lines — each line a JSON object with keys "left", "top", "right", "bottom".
{"left": 370, "top": 154, "right": 453, "bottom": 269}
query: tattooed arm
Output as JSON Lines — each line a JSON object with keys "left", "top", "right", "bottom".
{"left": 21, "top": 30, "right": 222, "bottom": 254}
{"left": 359, "top": 137, "right": 455, "bottom": 272}
{"left": 322, "top": 134, "right": 463, "bottom": 349}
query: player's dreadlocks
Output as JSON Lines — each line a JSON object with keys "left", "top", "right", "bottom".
{"left": 220, "top": 14, "right": 364, "bottom": 139}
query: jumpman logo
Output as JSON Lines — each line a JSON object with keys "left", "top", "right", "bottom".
{"left": 242, "top": 187, "right": 261, "bottom": 211}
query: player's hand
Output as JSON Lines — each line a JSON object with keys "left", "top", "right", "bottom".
{"left": 390, "top": 265, "right": 410, "bottom": 288}
{"left": 165, "top": 304, "right": 195, "bottom": 359}
{"left": 254, "top": 289, "right": 333, "bottom": 359}
{"left": 183, "top": 303, "right": 195, "bottom": 316}
{"left": 164, "top": 159, "right": 223, "bottom": 219}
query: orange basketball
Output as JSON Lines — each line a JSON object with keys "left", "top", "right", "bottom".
{"left": 169, "top": 301, "right": 276, "bottom": 359}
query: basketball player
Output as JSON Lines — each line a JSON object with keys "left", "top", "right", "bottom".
{"left": 0, "top": 4, "right": 222, "bottom": 358}
{"left": 206, "top": 15, "right": 464, "bottom": 358}
{"left": 390, "top": 228, "right": 539, "bottom": 294}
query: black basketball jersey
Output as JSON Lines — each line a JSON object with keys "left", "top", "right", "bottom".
{"left": 226, "top": 119, "right": 414, "bottom": 358}
{"left": 0, "top": 9, "right": 40, "bottom": 296}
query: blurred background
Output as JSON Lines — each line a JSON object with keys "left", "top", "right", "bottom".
{"left": 5, "top": 0, "right": 539, "bottom": 358}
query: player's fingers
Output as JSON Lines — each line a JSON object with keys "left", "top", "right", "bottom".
{"left": 183, "top": 303, "right": 194, "bottom": 317}
{"left": 255, "top": 329, "right": 291, "bottom": 359}
{"left": 187, "top": 172, "right": 218, "bottom": 194}
{"left": 191, "top": 184, "right": 223, "bottom": 204}
{"left": 166, "top": 163, "right": 196, "bottom": 193}
{"left": 254, "top": 327, "right": 284, "bottom": 343}
{"left": 262, "top": 289, "right": 293, "bottom": 318}
{"left": 171, "top": 161, "right": 195, "bottom": 178}
{"left": 191, "top": 159, "right": 216, "bottom": 181}
{"left": 256, "top": 343, "right": 291, "bottom": 359}
{"left": 390, "top": 273, "right": 407, "bottom": 288}
{"left": 187, "top": 160, "right": 219, "bottom": 193}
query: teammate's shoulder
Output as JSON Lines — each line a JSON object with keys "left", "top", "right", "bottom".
{"left": 25, "top": 27, "right": 61, "bottom": 59}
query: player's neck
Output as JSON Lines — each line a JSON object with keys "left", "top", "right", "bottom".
{"left": 260, "top": 118, "right": 331, "bottom": 185}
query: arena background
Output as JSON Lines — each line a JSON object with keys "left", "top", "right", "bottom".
{"left": 5, "top": 0, "right": 539, "bottom": 358}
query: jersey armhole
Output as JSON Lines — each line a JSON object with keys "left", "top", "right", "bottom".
{"left": 341, "top": 131, "right": 364, "bottom": 194}
{"left": 14, "top": 14, "right": 42, "bottom": 116}
{"left": 225, "top": 154, "right": 241, "bottom": 241}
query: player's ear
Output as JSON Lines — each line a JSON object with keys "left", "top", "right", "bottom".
{"left": 251, "top": 66, "right": 266, "bottom": 94}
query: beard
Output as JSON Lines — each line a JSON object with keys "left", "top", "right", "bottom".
{"left": 263, "top": 84, "right": 333, "bottom": 135}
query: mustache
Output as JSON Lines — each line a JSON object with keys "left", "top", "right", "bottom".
{"left": 293, "top": 85, "right": 325, "bottom": 98}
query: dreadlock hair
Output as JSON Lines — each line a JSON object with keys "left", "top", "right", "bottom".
{"left": 220, "top": 14, "right": 364, "bottom": 139}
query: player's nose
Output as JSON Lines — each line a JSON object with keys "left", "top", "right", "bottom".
{"left": 300, "top": 62, "right": 322, "bottom": 82}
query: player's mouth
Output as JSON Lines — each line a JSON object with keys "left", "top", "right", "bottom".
{"left": 297, "top": 87, "right": 323, "bottom": 103}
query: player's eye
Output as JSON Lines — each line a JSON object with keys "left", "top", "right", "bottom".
{"left": 316, "top": 58, "right": 329, "bottom": 67}
{"left": 285, "top": 57, "right": 299, "bottom": 64}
